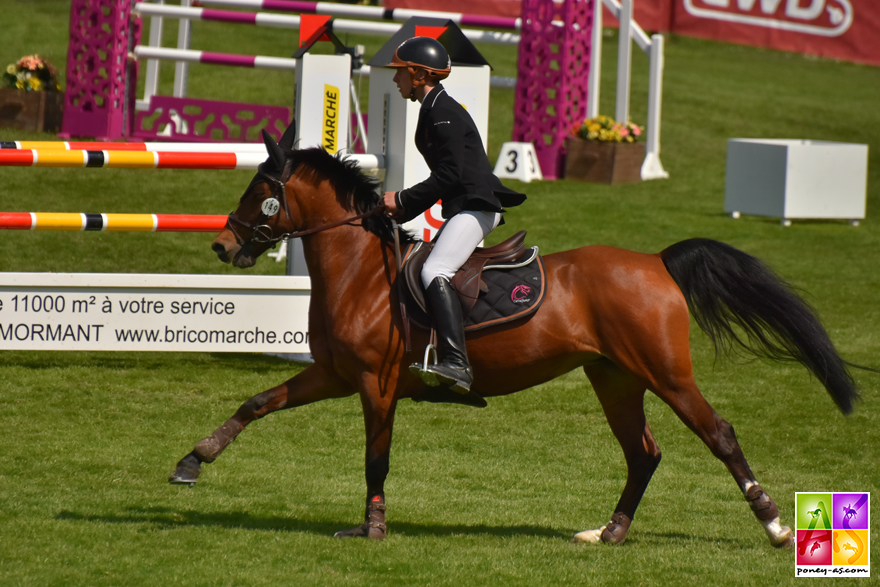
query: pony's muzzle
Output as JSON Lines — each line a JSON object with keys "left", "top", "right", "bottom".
{"left": 212, "top": 239, "right": 233, "bottom": 263}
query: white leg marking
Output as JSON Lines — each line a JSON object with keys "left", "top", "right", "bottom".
{"left": 764, "top": 516, "right": 793, "bottom": 547}
{"left": 572, "top": 525, "right": 607, "bottom": 544}
{"left": 742, "top": 479, "right": 758, "bottom": 494}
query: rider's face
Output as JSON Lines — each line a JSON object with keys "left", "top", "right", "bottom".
{"left": 393, "top": 67, "right": 413, "bottom": 99}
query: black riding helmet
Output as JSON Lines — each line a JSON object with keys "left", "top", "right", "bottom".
{"left": 385, "top": 37, "right": 451, "bottom": 100}
{"left": 387, "top": 37, "right": 451, "bottom": 76}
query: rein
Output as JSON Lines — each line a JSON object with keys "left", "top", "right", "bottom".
{"left": 228, "top": 206, "right": 385, "bottom": 246}
{"left": 390, "top": 219, "right": 413, "bottom": 354}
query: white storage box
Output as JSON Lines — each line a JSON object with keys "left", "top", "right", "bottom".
{"left": 724, "top": 139, "right": 868, "bottom": 225}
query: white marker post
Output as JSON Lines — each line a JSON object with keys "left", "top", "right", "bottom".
{"left": 294, "top": 53, "right": 351, "bottom": 154}
{"left": 493, "top": 142, "right": 543, "bottom": 183}
{"left": 288, "top": 51, "right": 353, "bottom": 274}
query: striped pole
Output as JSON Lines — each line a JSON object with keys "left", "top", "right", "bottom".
{"left": 133, "top": 46, "right": 513, "bottom": 88}
{"left": 133, "top": 46, "right": 309, "bottom": 73}
{"left": 0, "top": 141, "right": 273, "bottom": 152}
{"left": 0, "top": 149, "right": 384, "bottom": 171}
{"left": 131, "top": 3, "right": 520, "bottom": 45}
{"left": 0, "top": 149, "right": 263, "bottom": 170}
{"left": 0, "top": 212, "right": 227, "bottom": 232}
{"left": 194, "top": 0, "right": 523, "bottom": 31}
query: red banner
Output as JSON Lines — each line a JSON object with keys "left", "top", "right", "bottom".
{"left": 389, "top": 0, "right": 880, "bottom": 67}
{"left": 672, "top": 0, "right": 880, "bottom": 67}
{"left": 603, "top": 1, "right": 879, "bottom": 68}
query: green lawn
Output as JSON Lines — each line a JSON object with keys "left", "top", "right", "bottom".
{"left": 1, "top": 1, "right": 878, "bottom": 586}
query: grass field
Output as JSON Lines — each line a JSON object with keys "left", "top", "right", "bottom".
{"left": 1, "top": 1, "right": 879, "bottom": 585}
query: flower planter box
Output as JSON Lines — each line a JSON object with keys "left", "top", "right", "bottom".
{"left": 564, "top": 137, "right": 644, "bottom": 184}
{"left": 0, "top": 88, "right": 64, "bottom": 132}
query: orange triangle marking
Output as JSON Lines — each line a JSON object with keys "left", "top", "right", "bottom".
{"left": 299, "top": 14, "right": 332, "bottom": 47}
{"left": 414, "top": 26, "right": 447, "bottom": 40}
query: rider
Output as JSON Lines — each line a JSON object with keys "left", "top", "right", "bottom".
{"left": 381, "top": 37, "right": 526, "bottom": 394}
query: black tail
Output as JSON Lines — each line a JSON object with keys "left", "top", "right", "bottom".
{"left": 660, "top": 238, "right": 859, "bottom": 414}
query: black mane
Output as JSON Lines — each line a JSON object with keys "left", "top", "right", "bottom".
{"left": 286, "top": 147, "right": 417, "bottom": 245}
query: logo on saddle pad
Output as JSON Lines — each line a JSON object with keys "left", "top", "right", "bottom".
{"left": 511, "top": 284, "right": 532, "bottom": 303}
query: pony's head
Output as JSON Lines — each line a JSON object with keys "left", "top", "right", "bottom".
{"left": 212, "top": 121, "right": 411, "bottom": 268}
{"left": 212, "top": 123, "right": 299, "bottom": 268}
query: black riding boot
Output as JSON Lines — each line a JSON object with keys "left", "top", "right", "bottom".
{"left": 410, "top": 277, "right": 473, "bottom": 394}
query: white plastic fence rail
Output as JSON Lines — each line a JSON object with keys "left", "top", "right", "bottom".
{"left": 588, "top": 0, "right": 667, "bottom": 180}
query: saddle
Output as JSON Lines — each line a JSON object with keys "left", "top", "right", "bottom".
{"left": 399, "top": 230, "right": 546, "bottom": 335}
{"left": 405, "top": 230, "right": 526, "bottom": 315}
{"left": 395, "top": 230, "right": 546, "bottom": 410}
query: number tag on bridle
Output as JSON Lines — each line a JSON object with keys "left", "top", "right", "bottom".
{"left": 261, "top": 198, "right": 281, "bottom": 217}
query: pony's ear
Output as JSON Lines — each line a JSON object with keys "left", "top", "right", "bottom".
{"left": 262, "top": 129, "right": 286, "bottom": 171}
{"left": 278, "top": 119, "right": 297, "bottom": 150}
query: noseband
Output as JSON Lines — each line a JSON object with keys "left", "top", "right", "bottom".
{"left": 225, "top": 158, "right": 385, "bottom": 248}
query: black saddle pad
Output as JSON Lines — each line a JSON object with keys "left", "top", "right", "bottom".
{"left": 463, "top": 248, "right": 545, "bottom": 331}
{"left": 402, "top": 245, "right": 546, "bottom": 333}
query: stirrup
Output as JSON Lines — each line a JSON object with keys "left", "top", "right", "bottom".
{"left": 409, "top": 343, "right": 439, "bottom": 387}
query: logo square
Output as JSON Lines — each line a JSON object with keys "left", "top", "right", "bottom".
{"left": 833, "top": 493, "right": 869, "bottom": 530}
{"left": 832, "top": 529, "right": 869, "bottom": 566}
{"left": 796, "top": 493, "right": 833, "bottom": 530}
{"left": 797, "top": 530, "right": 832, "bottom": 565}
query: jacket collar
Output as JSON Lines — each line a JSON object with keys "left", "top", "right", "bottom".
{"left": 420, "top": 84, "right": 446, "bottom": 111}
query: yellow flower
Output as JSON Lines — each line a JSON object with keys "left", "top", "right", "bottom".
{"left": 575, "top": 114, "right": 643, "bottom": 143}
{"left": 6, "top": 65, "right": 15, "bottom": 74}
{"left": 29, "top": 77, "right": 42, "bottom": 90}
{"left": 15, "top": 79, "right": 25, "bottom": 89}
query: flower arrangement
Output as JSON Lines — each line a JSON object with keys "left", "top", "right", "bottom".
{"left": 2, "top": 54, "right": 61, "bottom": 92}
{"left": 571, "top": 115, "right": 642, "bottom": 143}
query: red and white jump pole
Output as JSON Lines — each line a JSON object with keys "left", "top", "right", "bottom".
{"left": 0, "top": 212, "right": 227, "bottom": 232}
{"left": 0, "top": 141, "right": 273, "bottom": 152}
{"left": 0, "top": 149, "right": 384, "bottom": 172}
{"left": 0, "top": 149, "right": 267, "bottom": 170}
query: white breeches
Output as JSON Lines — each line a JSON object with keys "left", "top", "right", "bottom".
{"left": 421, "top": 210, "right": 502, "bottom": 289}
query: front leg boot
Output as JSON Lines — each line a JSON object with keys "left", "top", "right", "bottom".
{"left": 334, "top": 496, "right": 387, "bottom": 540}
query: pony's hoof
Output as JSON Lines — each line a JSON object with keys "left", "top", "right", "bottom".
{"left": 169, "top": 452, "right": 201, "bottom": 485}
{"left": 333, "top": 522, "right": 386, "bottom": 540}
{"left": 762, "top": 516, "right": 793, "bottom": 549}
{"left": 600, "top": 512, "right": 632, "bottom": 545}
{"left": 771, "top": 526, "right": 794, "bottom": 549}
{"left": 572, "top": 526, "right": 606, "bottom": 544}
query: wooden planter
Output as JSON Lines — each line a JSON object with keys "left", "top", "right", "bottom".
{"left": 564, "top": 137, "right": 644, "bottom": 184}
{"left": 0, "top": 88, "right": 64, "bottom": 133}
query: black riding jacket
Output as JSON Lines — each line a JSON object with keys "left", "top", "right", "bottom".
{"left": 395, "top": 84, "right": 526, "bottom": 223}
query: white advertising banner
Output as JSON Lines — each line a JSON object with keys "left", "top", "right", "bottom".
{"left": 0, "top": 273, "right": 311, "bottom": 353}
{"left": 294, "top": 53, "right": 351, "bottom": 154}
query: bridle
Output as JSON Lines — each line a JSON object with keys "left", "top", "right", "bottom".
{"left": 224, "top": 158, "right": 385, "bottom": 248}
